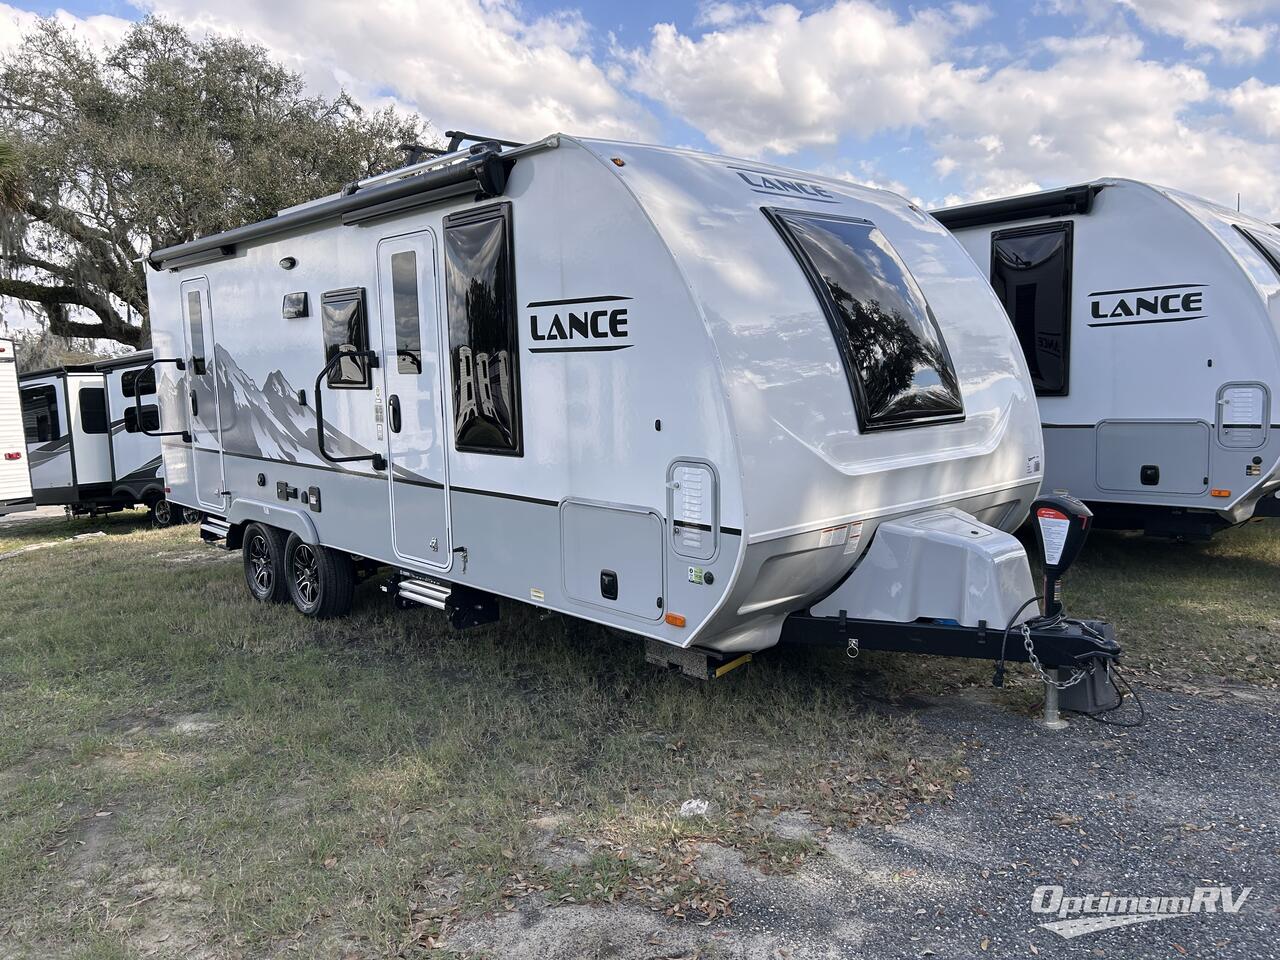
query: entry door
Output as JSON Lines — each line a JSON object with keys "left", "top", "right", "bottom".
{"left": 376, "top": 233, "right": 451, "bottom": 567}
{"left": 179, "top": 277, "right": 226, "bottom": 511}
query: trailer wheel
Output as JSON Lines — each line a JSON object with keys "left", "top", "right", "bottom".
{"left": 243, "top": 523, "right": 289, "bottom": 603}
{"left": 284, "top": 534, "right": 355, "bottom": 619}
{"left": 150, "top": 498, "right": 176, "bottom": 527}
{"left": 182, "top": 507, "right": 202, "bottom": 524}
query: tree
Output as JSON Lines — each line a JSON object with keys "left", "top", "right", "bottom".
{"left": 0, "top": 17, "right": 425, "bottom": 347}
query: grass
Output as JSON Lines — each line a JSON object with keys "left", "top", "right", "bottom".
{"left": 0, "top": 512, "right": 1276, "bottom": 957}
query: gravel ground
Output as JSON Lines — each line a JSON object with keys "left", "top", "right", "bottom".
{"left": 454, "top": 680, "right": 1279, "bottom": 960}
{"left": 719, "top": 682, "right": 1280, "bottom": 959}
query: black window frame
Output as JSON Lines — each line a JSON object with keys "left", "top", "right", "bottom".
{"left": 121, "top": 367, "right": 156, "bottom": 398}
{"left": 765, "top": 207, "right": 965, "bottom": 433}
{"left": 390, "top": 249, "right": 424, "bottom": 375}
{"left": 443, "top": 201, "right": 523, "bottom": 457}
{"left": 21, "top": 383, "right": 60, "bottom": 444}
{"left": 1236, "top": 224, "right": 1280, "bottom": 281}
{"left": 78, "top": 386, "right": 109, "bottom": 435}
{"left": 990, "top": 221, "right": 1074, "bottom": 397}
{"left": 320, "top": 286, "right": 373, "bottom": 390}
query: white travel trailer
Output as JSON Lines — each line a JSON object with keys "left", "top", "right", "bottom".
{"left": 0, "top": 336, "right": 35, "bottom": 516}
{"left": 935, "top": 180, "right": 1280, "bottom": 539}
{"left": 19, "top": 355, "right": 177, "bottom": 523}
{"left": 144, "top": 133, "right": 1121, "bottom": 713}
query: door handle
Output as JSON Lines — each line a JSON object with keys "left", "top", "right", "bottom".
{"left": 388, "top": 394, "right": 402, "bottom": 434}
{"left": 189, "top": 390, "right": 198, "bottom": 417}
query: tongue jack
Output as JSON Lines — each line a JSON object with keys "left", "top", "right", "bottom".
{"left": 1031, "top": 493, "right": 1093, "bottom": 619}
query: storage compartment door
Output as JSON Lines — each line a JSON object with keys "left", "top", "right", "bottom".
{"left": 1217, "top": 383, "right": 1269, "bottom": 449}
{"left": 1096, "top": 420, "right": 1209, "bottom": 495}
{"left": 561, "top": 500, "right": 664, "bottom": 621}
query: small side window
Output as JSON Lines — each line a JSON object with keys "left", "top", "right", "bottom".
{"left": 79, "top": 387, "right": 109, "bottom": 434}
{"left": 768, "top": 208, "right": 964, "bottom": 431}
{"left": 391, "top": 251, "right": 423, "bottom": 374}
{"left": 21, "top": 385, "right": 60, "bottom": 443}
{"left": 122, "top": 368, "right": 156, "bottom": 398}
{"left": 321, "top": 287, "right": 372, "bottom": 389}
{"left": 123, "top": 404, "right": 160, "bottom": 434}
{"left": 444, "top": 202, "right": 522, "bottom": 455}
{"left": 990, "top": 222, "right": 1073, "bottom": 396}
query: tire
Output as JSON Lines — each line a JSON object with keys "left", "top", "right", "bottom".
{"left": 182, "top": 507, "right": 203, "bottom": 524}
{"left": 284, "top": 533, "right": 355, "bottom": 619}
{"left": 243, "top": 523, "right": 289, "bottom": 603}
{"left": 150, "top": 498, "right": 175, "bottom": 527}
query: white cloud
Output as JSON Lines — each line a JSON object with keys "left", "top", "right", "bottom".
{"left": 0, "top": 3, "right": 131, "bottom": 56}
{"left": 133, "top": 0, "right": 657, "bottom": 144}
{"left": 1113, "top": 0, "right": 1280, "bottom": 62}
{"left": 1225, "top": 77, "right": 1280, "bottom": 137}
{"left": 623, "top": 1, "right": 978, "bottom": 156}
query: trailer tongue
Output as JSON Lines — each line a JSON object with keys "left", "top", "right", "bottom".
{"left": 777, "top": 494, "right": 1122, "bottom": 728}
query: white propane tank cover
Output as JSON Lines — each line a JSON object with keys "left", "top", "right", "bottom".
{"left": 810, "top": 508, "right": 1037, "bottom": 628}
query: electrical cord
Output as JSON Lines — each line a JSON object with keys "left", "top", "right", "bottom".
{"left": 994, "top": 595, "right": 1043, "bottom": 688}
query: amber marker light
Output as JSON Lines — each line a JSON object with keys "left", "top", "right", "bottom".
{"left": 665, "top": 612, "right": 686, "bottom": 628}
{"left": 1211, "top": 489, "right": 1231, "bottom": 497}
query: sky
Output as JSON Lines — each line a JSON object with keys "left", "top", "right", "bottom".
{"left": 1, "top": 0, "right": 1279, "bottom": 222}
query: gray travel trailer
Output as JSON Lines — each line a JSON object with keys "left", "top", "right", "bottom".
{"left": 935, "top": 180, "right": 1280, "bottom": 539}
{"left": 19, "top": 355, "right": 179, "bottom": 523}
{"left": 0, "top": 336, "right": 35, "bottom": 516}
{"left": 143, "top": 133, "right": 1122, "bottom": 717}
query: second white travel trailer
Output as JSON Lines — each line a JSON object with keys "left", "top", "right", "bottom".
{"left": 19, "top": 354, "right": 179, "bottom": 523}
{"left": 935, "top": 180, "right": 1280, "bottom": 539}
{"left": 0, "top": 336, "right": 35, "bottom": 516}
{"left": 143, "top": 133, "right": 1122, "bottom": 715}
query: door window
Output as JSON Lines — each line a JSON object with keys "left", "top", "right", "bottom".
{"left": 187, "top": 290, "right": 207, "bottom": 374}
{"left": 990, "top": 223, "right": 1073, "bottom": 396}
{"left": 391, "top": 251, "right": 423, "bottom": 374}
{"left": 79, "top": 386, "right": 109, "bottom": 434}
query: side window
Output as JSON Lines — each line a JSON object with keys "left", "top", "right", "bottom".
{"left": 121, "top": 368, "right": 156, "bottom": 398}
{"left": 443, "top": 202, "right": 522, "bottom": 455}
{"left": 321, "top": 287, "right": 372, "bottom": 389}
{"left": 79, "top": 387, "right": 109, "bottom": 434}
{"left": 187, "top": 290, "right": 207, "bottom": 374}
{"left": 392, "top": 251, "right": 423, "bottom": 374}
{"left": 767, "top": 208, "right": 964, "bottom": 431}
{"left": 21, "top": 385, "right": 60, "bottom": 443}
{"left": 991, "top": 223, "right": 1072, "bottom": 396}
{"left": 123, "top": 405, "right": 160, "bottom": 434}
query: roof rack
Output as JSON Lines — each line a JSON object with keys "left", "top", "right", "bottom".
{"left": 445, "top": 130, "right": 524, "bottom": 152}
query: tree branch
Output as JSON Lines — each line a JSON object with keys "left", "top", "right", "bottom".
{"left": 0, "top": 276, "right": 141, "bottom": 346}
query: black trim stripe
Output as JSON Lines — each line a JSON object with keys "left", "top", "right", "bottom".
{"left": 1087, "top": 315, "right": 1203, "bottom": 328}
{"left": 1088, "top": 283, "right": 1206, "bottom": 297}
{"left": 451, "top": 485, "right": 558, "bottom": 508}
{"left": 194, "top": 446, "right": 445, "bottom": 488}
{"left": 525, "top": 295, "right": 632, "bottom": 308}
{"left": 529, "top": 344, "right": 632, "bottom": 353}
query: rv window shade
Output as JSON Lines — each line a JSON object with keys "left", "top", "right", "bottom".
{"left": 443, "top": 203, "right": 522, "bottom": 455}
{"left": 121, "top": 367, "right": 157, "bottom": 398}
{"left": 321, "top": 288, "right": 372, "bottom": 389}
{"left": 79, "top": 386, "right": 109, "bottom": 434}
{"left": 768, "top": 209, "right": 964, "bottom": 431}
{"left": 391, "top": 251, "right": 423, "bottom": 374}
{"left": 990, "top": 223, "right": 1072, "bottom": 396}
{"left": 20, "top": 385, "right": 60, "bottom": 443}
{"left": 186, "top": 290, "right": 206, "bottom": 373}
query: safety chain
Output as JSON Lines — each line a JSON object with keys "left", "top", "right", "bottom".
{"left": 1022, "top": 623, "right": 1087, "bottom": 689}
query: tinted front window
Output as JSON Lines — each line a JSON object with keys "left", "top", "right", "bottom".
{"left": 444, "top": 203, "right": 522, "bottom": 454}
{"left": 321, "top": 288, "right": 371, "bottom": 389}
{"left": 21, "top": 385, "right": 59, "bottom": 443}
{"left": 79, "top": 387, "right": 109, "bottom": 434}
{"left": 991, "top": 224, "right": 1072, "bottom": 395}
{"left": 769, "top": 210, "right": 963, "bottom": 430}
